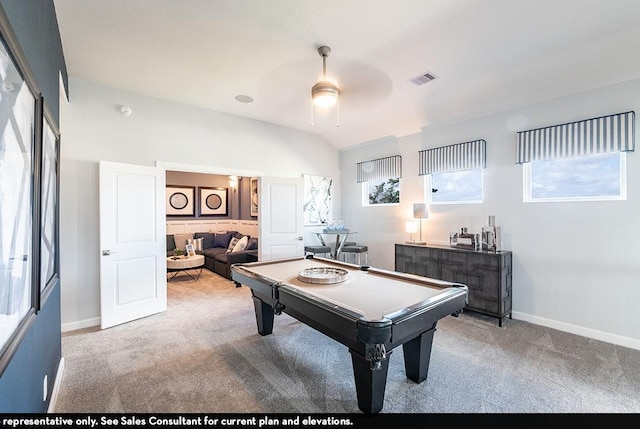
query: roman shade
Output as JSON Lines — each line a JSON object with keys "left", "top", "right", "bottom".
{"left": 516, "top": 111, "right": 635, "bottom": 164}
{"left": 418, "top": 139, "right": 486, "bottom": 175}
{"left": 356, "top": 155, "right": 402, "bottom": 183}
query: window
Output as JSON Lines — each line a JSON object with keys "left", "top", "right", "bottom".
{"left": 517, "top": 111, "right": 634, "bottom": 203}
{"left": 419, "top": 139, "right": 486, "bottom": 205}
{"left": 427, "top": 168, "right": 483, "bottom": 204}
{"left": 362, "top": 178, "right": 400, "bottom": 206}
{"left": 356, "top": 155, "right": 402, "bottom": 207}
{"left": 524, "top": 152, "right": 626, "bottom": 202}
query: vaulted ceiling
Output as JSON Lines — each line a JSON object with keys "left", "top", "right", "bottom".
{"left": 53, "top": 0, "right": 640, "bottom": 150}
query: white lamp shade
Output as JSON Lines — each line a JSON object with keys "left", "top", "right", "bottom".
{"left": 413, "top": 203, "right": 428, "bottom": 219}
{"left": 405, "top": 221, "right": 418, "bottom": 234}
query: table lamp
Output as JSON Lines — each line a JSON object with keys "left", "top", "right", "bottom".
{"left": 405, "top": 221, "right": 418, "bottom": 244}
{"left": 412, "top": 203, "right": 428, "bottom": 245}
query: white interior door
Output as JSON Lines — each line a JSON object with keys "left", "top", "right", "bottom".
{"left": 99, "top": 161, "right": 166, "bottom": 329}
{"left": 259, "top": 176, "right": 304, "bottom": 260}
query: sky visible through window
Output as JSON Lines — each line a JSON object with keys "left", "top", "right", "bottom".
{"left": 530, "top": 152, "right": 621, "bottom": 199}
{"left": 430, "top": 169, "right": 483, "bottom": 203}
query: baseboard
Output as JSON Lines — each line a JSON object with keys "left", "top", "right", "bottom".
{"left": 512, "top": 311, "right": 640, "bottom": 351}
{"left": 61, "top": 317, "right": 100, "bottom": 333}
{"left": 47, "top": 357, "right": 65, "bottom": 413}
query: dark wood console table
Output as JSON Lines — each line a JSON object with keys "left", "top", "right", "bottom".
{"left": 395, "top": 243, "right": 512, "bottom": 326}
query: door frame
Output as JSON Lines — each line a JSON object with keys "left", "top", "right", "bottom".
{"left": 157, "top": 162, "right": 264, "bottom": 181}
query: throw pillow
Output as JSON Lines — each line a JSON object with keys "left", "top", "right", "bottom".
{"left": 231, "top": 235, "right": 248, "bottom": 252}
{"left": 227, "top": 237, "right": 240, "bottom": 253}
{"left": 193, "top": 237, "right": 204, "bottom": 251}
{"left": 173, "top": 233, "right": 193, "bottom": 251}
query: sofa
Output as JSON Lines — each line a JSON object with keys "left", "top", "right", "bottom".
{"left": 166, "top": 231, "right": 258, "bottom": 280}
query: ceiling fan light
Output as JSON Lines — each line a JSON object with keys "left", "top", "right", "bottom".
{"left": 313, "top": 92, "right": 338, "bottom": 107}
{"left": 312, "top": 82, "right": 339, "bottom": 107}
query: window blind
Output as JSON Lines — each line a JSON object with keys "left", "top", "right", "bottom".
{"left": 356, "top": 155, "right": 402, "bottom": 183}
{"left": 418, "top": 139, "right": 486, "bottom": 175}
{"left": 516, "top": 111, "right": 635, "bottom": 164}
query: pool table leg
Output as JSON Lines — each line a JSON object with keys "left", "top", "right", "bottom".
{"left": 252, "top": 296, "right": 274, "bottom": 336}
{"left": 402, "top": 326, "right": 436, "bottom": 383}
{"left": 349, "top": 349, "right": 392, "bottom": 414}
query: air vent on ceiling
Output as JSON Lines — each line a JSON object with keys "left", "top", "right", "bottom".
{"left": 408, "top": 72, "right": 438, "bottom": 86}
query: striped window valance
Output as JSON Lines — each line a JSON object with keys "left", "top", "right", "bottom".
{"left": 356, "top": 155, "right": 402, "bottom": 183}
{"left": 418, "top": 139, "right": 486, "bottom": 175}
{"left": 516, "top": 111, "right": 635, "bottom": 164}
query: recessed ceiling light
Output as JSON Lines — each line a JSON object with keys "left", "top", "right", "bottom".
{"left": 235, "top": 95, "right": 254, "bottom": 103}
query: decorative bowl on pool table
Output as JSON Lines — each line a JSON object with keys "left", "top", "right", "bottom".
{"left": 297, "top": 267, "right": 350, "bottom": 284}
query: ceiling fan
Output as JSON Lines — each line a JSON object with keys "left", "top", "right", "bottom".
{"left": 255, "top": 44, "right": 392, "bottom": 127}
{"left": 311, "top": 46, "right": 340, "bottom": 127}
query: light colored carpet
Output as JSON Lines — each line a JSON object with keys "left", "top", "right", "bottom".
{"left": 55, "top": 269, "right": 640, "bottom": 413}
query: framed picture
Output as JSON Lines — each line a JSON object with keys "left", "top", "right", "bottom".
{"left": 40, "top": 109, "right": 60, "bottom": 297}
{"left": 0, "top": 27, "right": 40, "bottom": 375}
{"left": 303, "top": 175, "right": 332, "bottom": 225}
{"left": 198, "top": 187, "right": 228, "bottom": 216}
{"left": 250, "top": 177, "right": 258, "bottom": 217}
{"left": 166, "top": 186, "right": 195, "bottom": 216}
{"left": 185, "top": 243, "right": 196, "bottom": 257}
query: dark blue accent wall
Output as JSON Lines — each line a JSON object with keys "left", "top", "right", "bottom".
{"left": 0, "top": 0, "right": 67, "bottom": 413}
{"left": 0, "top": 283, "right": 61, "bottom": 412}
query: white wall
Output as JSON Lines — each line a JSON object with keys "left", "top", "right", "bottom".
{"left": 59, "top": 78, "right": 340, "bottom": 330}
{"left": 340, "top": 78, "right": 640, "bottom": 350}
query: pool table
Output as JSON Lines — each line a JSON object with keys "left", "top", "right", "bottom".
{"left": 231, "top": 256, "right": 468, "bottom": 414}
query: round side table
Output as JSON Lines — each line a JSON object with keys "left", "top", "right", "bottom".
{"left": 166, "top": 254, "right": 205, "bottom": 281}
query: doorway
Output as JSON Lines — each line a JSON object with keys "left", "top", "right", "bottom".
{"left": 99, "top": 160, "right": 304, "bottom": 329}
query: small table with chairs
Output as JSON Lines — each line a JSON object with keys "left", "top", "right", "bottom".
{"left": 304, "top": 227, "right": 368, "bottom": 265}
{"left": 312, "top": 228, "right": 356, "bottom": 260}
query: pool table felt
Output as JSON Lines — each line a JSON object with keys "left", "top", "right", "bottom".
{"left": 242, "top": 258, "right": 449, "bottom": 321}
